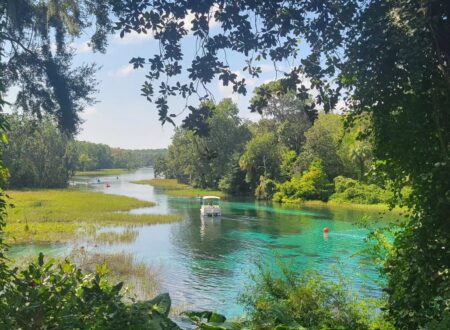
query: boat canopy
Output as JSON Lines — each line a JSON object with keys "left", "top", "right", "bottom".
{"left": 202, "top": 196, "right": 221, "bottom": 200}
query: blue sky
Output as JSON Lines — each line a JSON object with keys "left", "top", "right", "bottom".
{"left": 70, "top": 27, "right": 294, "bottom": 149}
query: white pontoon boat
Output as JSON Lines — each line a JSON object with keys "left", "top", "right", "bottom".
{"left": 200, "top": 196, "right": 221, "bottom": 217}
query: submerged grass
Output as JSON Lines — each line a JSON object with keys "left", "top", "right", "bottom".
{"left": 5, "top": 190, "right": 180, "bottom": 243}
{"left": 74, "top": 168, "right": 129, "bottom": 176}
{"left": 72, "top": 248, "right": 161, "bottom": 301}
{"left": 94, "top": 228, "right": 139, "bottom": 245}
{"left": 133, "top": 178, "right": 226, "bottom": 198}
{"left": 9, "top": 248, "right": 162, "bottom": 305}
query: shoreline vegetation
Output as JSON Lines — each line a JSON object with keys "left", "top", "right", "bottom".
{"left": 288, "top": 200, "right": 404, "bottom": 214}
{"left": 74, "top": 168, "right": 130, "bottom": 177}
{"left": 132, "top": 178, "right": 227, "bottom": 198}
{"left": 135, "top": 178, "right": 402, "bottom": 214}
{"left": 5, "top": 190, "right": 181, "bottom": 244}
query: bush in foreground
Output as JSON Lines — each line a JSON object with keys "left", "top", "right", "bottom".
{"left": 0, "top": 253, "right": 180, "bottom": 329}
{"left": 239, "top": 263, "right": 394, "bottom": 330}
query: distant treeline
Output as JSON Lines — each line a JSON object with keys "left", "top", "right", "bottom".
{"left": 3, "top": 114, "right": 166, "bottom": 188}
{"left": 75, "top": 141, "right": 165, "bottom": 171}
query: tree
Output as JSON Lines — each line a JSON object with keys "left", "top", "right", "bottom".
{"left": 251, "top": 81, "right": 313, "bottom": 154}
{"left": 295, "top": 113, "right": 344, "bottom": 179}
{"left": 340, "top": 2, "right": 450, "bottom": 327}
{"left": 153, "top": 155, "right": 167, "bottom": 178}
{"left": 239, "top": 132, "right": 282, "bottom": 190}
{"left": 200, "top": 99, "right": 251, "bottom": 188}
{"left": 1, "top": 0, "right": 114, "bottom": 133}
{"left": 78, "top": 153, "right": 96, "bottom": 172}
{"left": 2, "top": 114, "right": 77, "bottom": 188}
{"left": 112, "top": 0, "right": 351, "bottom": 124}
{"left": 254, "top": 175, "right": 277, "bottom": 200}
{"left": 218, "top": 153, "right": 250, "bottom": 195}
{"left": 340, "top": 115, "right": 374, "bottom": 182}
{"left": 74, "top": 141, "right": 165, "bottom": 171}
{"left": 163, "top": 99, "right": 250, "bottom": 189}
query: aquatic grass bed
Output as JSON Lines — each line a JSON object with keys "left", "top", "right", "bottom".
{"left": 12, "top": 249, "right": 162, "bottom": 303}
{"left": 74, "top": 168, "right": 129, "bottom": 176}
{"left": 134, "top": 179, "right": 187, "bottom": 189}
{"left": 133, "top": 179, "right": 226, "bottom": 198}
{"left": 93, "top": 228, "right": 139, "bottom": 245}
{"left": 5, "top": 190, "right": 180, "bottom": 243}
{"left": 5, "top": 222, "right": 79, "bottom": 243}
{"left": 70, "top": 249, "right": 162, "bottom": 301}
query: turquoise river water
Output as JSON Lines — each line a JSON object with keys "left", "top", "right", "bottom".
{"left": 8, "top": 167, "right": 398, "bottom": 318}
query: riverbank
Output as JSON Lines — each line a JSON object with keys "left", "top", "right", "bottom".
{"left": 289, "top": 199, "right": 405, "bottom": 214}
{"left": 5, "top": 189, "right": 180, "bottom": 243}
{"left": 134, "top": 178, "right": 403, "bottom": 214}
{"left": 132, "top": 179, "right": 226, "bottom": 198}
{"left": 74, "top": 168, "right": 129, "bottom": 176}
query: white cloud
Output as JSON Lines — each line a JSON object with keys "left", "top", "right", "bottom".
{"left": 70, "top": 41, "right": 92, "bottom": 53}
{"left": 334, "top": 99, "right": 347, "bottom": 113}
{"left": 107, "top": 64, "right": 136, "bottom": 78}
{"left": 115, "top": 30, "right": 154, "bottom": 45}
{"left": 81, "top": 106, "right": 97, "bottom": 119}
{"left": 50, "top": 43, "right": 57, "bottom": 53}
{"left": 183, "top": 6, "right": 220, "bottom": 31}
{"left": 117, "top": 64, "right": 135, "bottom": 77}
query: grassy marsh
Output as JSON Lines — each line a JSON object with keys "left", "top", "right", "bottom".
{"left": 133, "top": 178, "right": 226, "bottom": 198}
{"left": 5, "top": 190, "right": 180, "bottom": 243}
{"left": 74, "top": 168, "right": 129, "bottom": 176}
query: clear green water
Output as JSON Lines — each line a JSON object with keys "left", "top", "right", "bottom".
{"left": 8, "top": 168, "right": 398, "bottom": 317}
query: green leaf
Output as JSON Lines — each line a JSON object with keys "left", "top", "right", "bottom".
{"left": 208, "top": 312, "right": 226, "bottom": 323}
{"left": 38, "top": 252, "right": 44, "bottom": 266}
{"left": 149, "top": 293, "right": 171, "bottom": 317}
{"left": 111, "top": 281, "right": 123, "bottom": 295}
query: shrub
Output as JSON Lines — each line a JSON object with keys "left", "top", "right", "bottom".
{"left": 0, "top": 253, "right": 181, "bottom": 329}
{"left": 273, "top": 160, "right": 333, "bottom": 203}
{"left": 330, "top": 176, "right": 393, "bottom": 204}
{"left": 239, "top": 262, "right": 393, "bottom": 330}
{"left": 255, "top": 176, "right": 277, "bottom": 200}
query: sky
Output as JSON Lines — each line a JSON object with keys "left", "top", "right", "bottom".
{"left": 3, "top": 15, "right": 303, "bottom": 150}
{"left": 68, "top": 25, "right": 295, "bottom": 150}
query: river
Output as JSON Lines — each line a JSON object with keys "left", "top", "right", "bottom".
{"left": 9, "top": 167, "right": 398, "bottom": 317}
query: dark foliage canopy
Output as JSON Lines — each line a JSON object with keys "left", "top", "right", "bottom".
{"left": 111, "top": 1, "right": 450, "bottom": 327}
{"left": 1, "top": 0, "right": 116, "bottom": 133}
{"left": 1, "top": 1, "right": 449, "bottom": 328}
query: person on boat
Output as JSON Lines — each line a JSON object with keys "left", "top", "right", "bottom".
{"left": 97, "top": 178, "right": 100, "bottom": 184}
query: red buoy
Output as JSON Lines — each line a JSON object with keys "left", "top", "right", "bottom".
{"left": 323, "top": 227, "right": 329, "bottom": 233}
